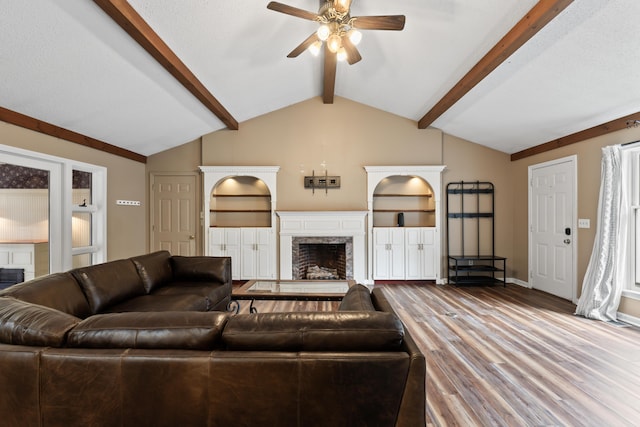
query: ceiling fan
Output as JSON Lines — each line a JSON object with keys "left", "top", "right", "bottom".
{"left": 266, "top": 0, "right": 405, "bottom": 65}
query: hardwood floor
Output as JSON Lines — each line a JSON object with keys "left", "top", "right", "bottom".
{"left": 235, "top": 282, "right": 640, "bottom": 427}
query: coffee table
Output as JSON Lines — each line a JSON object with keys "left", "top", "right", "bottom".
{"left": 231, "top": 279, "right": 355, "bottom": 313}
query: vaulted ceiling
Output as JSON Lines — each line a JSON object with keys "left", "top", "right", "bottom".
{"left": 1, "top": 1, "right": 639, "bottom": 161}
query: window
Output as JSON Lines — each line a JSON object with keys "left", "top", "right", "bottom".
{"left": 0, "top": 144, "right": 106, "bottom": 275}
{"left": 618, "top": 144, "right": 640, "bottom": 298}
{"left": 71, "top": 168, "right": 105, "bottom": 268}
{"left": 630, "top": 148, "right": 640, "bottom": 290}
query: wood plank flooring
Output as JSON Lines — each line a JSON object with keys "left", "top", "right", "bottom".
{"left": 234, "top": 282, "right": 640, "bottom": 427}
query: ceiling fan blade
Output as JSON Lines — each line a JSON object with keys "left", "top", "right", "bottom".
{"left": 287, "top": 33, "right": 320, "bottom": 58}
{"left": 267, "top": 2, "right": 318, "bottom": 21}
{"left": 352, "top": 15, "right": 406, "bottom": 31}
{"left": 323, "top": 44, "right": 337, "bottom": 104}
{"left": 341, "top": 36, "right": 362, "bottom": 65}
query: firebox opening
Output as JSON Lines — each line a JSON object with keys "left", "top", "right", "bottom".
{"left": 297, "top": 243, "right": 346, "bottom": 280}
{"left": 292, "top": 236, "right": 353, "bottom": 280}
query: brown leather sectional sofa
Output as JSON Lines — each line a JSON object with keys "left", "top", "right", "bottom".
{"left": 0, "top": 251, "right": 425, "bottom": 427}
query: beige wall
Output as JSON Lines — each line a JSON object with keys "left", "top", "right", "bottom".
{"left": 202, "top": 97, "right": 444, "bottom": 211}
{"left": 195, "top": 97, "right": 514, "bottom": 277}
{"left": 510, "top": 126, "right": 640, "bottom": 318}
{"left": 0, "top": 121, "right": 146, "bottom": 260}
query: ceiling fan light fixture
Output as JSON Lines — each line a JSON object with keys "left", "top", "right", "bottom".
{"left": 336, "top": 47, "right": 347, "bottom": 62}
{"left": 309, "top": 40, "right": 322, "bottom": 56}
{"left": 317, "top": 24, "right": 330, "bottom": 41}
{"left": 348, "top": 29, "right": 362, "bottom": 45}
{"left": 327, "top": 33, "right": 342, "bottom": 53}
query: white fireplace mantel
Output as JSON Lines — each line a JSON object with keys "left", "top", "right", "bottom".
{"left": 277, "top": 211, "right": 368, "bottom": 283}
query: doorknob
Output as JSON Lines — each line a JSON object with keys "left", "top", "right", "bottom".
{"left": 564, "top": 239, "right": 571, "bottom": 244}
{"left": 189, "top": 235, "right": 195, "bottom": 240}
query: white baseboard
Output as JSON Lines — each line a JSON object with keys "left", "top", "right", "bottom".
{"left": 617, "top": 312, "right": 640, "bottom": 328}
{"left": 509, "top": 278, "right": 531, "bottom": 288}
{"left": 435, "top": 277, "right": 527, "bottom": 287}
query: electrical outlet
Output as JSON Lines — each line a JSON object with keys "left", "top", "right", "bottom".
{"left": 116, "top": 200, "right": 141, "bottom": 206}
{"left": 578, "top": 218, "right": 590, "bottom": 229}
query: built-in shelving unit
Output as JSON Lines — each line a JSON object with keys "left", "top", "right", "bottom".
{"left": 365, "top": 166, "right": 446, "bottom": 283}
{"left": 200, "top": 166, "right": 280, "bottom": 280}
{"left": 446, "top": 181, "right": 506, "bottom": 286}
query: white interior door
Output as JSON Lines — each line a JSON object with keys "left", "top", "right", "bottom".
{"left": 529, "top": 157, "right": 576, "bottom": 300}
{"left": 151, "top": 174, "right": 197, "bottom": 256}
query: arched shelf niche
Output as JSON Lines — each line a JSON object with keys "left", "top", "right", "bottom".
{"left": 364, "top": 165, "right": 446, "bottom": 284}
{"left": 200, "top": 166, "right": 280, "bottom": 229}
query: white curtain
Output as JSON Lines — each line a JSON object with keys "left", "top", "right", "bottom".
{"left": 575, "top": 145, "right": 632, "bottom": 321}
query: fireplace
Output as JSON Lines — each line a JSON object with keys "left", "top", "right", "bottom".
{"left": 277, "top": 211, "right": 367, "bottom": 283}
{"left": 0, "top": 268, "right": 25, "bottom": 290}
{"left": 292, "top": 237, "right": 352, "bottom": 280}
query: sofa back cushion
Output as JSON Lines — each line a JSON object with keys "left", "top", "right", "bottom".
{"left": 222, "top": 311, "right": 404, "bottom": 351}
{"left": 0, "top": 272, "right": 91, "bottom": 318}
{"left": 71, "top": 260, "right": 145, "bottom": 314}
{"left": 131, "top": 250, "right": 173, "bottom": 293}
{"left": 0, "top": 297, "right": 80, "bottom": 347}
{"left": 338, "top": 284, "right": 375, "bottom": 311}
{"left": 170, "top": 256, "right": 229, "bottom": 283}
{"left": 67, "top": 311, "right": 229, "bottom": 350}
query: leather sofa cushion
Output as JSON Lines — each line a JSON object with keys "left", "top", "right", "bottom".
{"left": 67, "top": 311, "right": 229, "bottom": 350}
{"left": 338, "top": 284, "right": 375, "bottom": 311}
{"left": 0, "top": 297, "right": 80, "bottom": 347}
{"left": 222, "top": 311, "right": 404, "bottom": 351}
{"left": 0, "top": 272, "right": 91, "bottom": 318}
{"left": 171, "top": 256, "right": 228, "bottom": 283}
{"left": 101, "top": 294, "right": 210, "bottom": 313}
{"left": 72, "top": 260, "right": 146, "bottom": 314}
{"left": 131, "top": 250, "right": 173, "bottom": 293}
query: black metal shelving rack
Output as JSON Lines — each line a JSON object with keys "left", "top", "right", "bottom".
{"left": 446, "top": 181, "right": 506, "bottom": 286}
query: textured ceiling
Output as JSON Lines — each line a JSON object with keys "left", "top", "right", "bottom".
{"left": 1, "top": 0, "right": 639, "bottom": 157}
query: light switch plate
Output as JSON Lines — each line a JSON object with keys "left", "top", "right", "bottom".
{"left": 578, "top": 218, "right": 590, "bottom": 228}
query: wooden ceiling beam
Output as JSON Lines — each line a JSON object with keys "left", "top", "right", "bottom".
{"left": 510, "top": 112, "right": 640, "bottom": 161}
{"left": 0, "top": 107, "right": 147, "bottom": 163}
{"left": 418, "top": 0, "right": 574, "bottom": 129}
{"left": 323, "top": 44, "right": 337, "bottom": 104}
{"left": 93, "top": 0, "right": 239, "bottom": 130}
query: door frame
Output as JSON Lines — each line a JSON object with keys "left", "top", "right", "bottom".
{"left": 149, "top": 172, "right": 201, "bottom": 255}
{"left": 528, "top": 155, "right": 578, "bottom": 303}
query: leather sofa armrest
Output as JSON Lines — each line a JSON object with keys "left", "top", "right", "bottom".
{"left": 170, "top": 256, "right": 231, "bottom": 287}
{"left": 67, "top": 311, "right": 229, "bottom": 350}
{"left": 0, "top": 297, "right": 80, "bottom": 347}
{"left": 338, "top": 284, "right": 375, "bottom": 311}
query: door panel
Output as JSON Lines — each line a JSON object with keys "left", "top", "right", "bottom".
{"left": 152, "top": 175, "right": 197, "bottom": 256}
{"left": 530, "top": 159, "right": 575, "bottom": 300}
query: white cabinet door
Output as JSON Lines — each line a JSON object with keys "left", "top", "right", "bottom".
{"left": 373, "top": 228, "right": 405, "bottom": 280}
{"left": 255, "top": 228, "right": 275, "bottom": 279}
{"left": 209, "top": 228, "right": 241, "bottom": 280}
{"left": 240, "top": 228, "right": 275, "bottom": 279}
{"left": 406, "top": 228, "right": 436, "bottom": 280}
